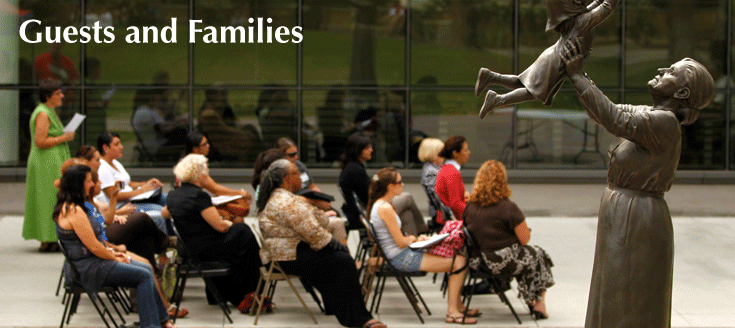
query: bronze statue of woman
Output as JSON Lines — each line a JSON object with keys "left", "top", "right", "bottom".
{"left": 561, "top": 37, "right": 715, "bottom": 328}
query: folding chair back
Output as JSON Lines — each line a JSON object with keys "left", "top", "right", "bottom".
{"left": 461, "top": 226, "right": 522, "bottom": 324}
{"left": 168, "top": 223, "right": 233, "bottom": 323}
{"left": 421, "top": 184, "right": 456, "bottom": 224}
{"left": 251, "top": 226, "right": 318, "bottom": 325}
{"left": 57, "top": 241, "right": 126, "bottom": 328}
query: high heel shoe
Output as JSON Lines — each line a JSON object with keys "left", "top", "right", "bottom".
{"left": 528, "top": 304, "right": 548, "bottom": 320}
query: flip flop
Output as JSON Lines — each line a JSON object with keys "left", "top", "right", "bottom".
{"left": 446, "top": 314, "right": 477, "bottom": 324}
{"left": 167, "top": 305, "right": 188, "bottom": 318}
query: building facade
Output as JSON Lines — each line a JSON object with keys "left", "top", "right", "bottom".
{"left": 1, "top": 0, "right": 733, "bottom": 175}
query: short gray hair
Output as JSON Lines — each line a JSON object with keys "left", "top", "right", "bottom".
{"left": 418, "top": 138, "right": 444, "bottom": 163}
{"left": 256, "top": 159, "right": 293, "bottom": 211}
{"left": 173, "top": 154, "right": 208, "bottom": 183}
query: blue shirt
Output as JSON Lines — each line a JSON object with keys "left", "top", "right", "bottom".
{"left": 84, "top": 201, "right": 108, "bottom": 242}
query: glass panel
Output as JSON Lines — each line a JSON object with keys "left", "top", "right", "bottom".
{"left": 194, "top": 0, "right": 298, "bottom": 85}
{"left": 302, "top": 0, "right": 405, "bottom": 85}
{"left": 86, "top": 0, "right": 189, "bottom": 85}
{"left": 304, "top": 88, "right": 408, "bottom": 168}
{"left": 519, "top": 0, "right": 620, "bottom": 90}
{"left": 96, "top": 89, "right": 190, "bottom": 167}
{"left": 730, "top": 0, "right": 735, "bottom": 170}
{"left": 513, "top": 92, "right": 615, "bottom": 169}
{"left": 193, "top": 88, "right": 297, "bottom": 167}
{"left": 411, "top": 0, "right": 514, "bottom": 86}
{"left": 410, "top": 90, "right": 506, "bottom": 169}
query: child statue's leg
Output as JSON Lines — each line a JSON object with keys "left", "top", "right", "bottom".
{"left": 479, "top": 88, "right": 534, "bottom": 119}
{"left": 475, "top": 68, "right": 524, "bottom": 97}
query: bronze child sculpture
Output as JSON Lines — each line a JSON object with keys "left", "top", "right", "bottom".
{"left": 561, "top": 37, "right": 714, "bottom": 328}
{"left": 475, "top": 0, "right": 618, "bottom": 118}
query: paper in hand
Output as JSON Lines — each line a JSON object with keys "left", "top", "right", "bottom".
{"left": 63, "top": 113, "right": 86, "bottom": 133}
{"left": 102, "top": 84, "right": 116, "bottom": 101}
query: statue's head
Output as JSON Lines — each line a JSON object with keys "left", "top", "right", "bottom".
{"left": 545, "top": 0, "right": 589, "bottom": 32}
{"left": 648, "top": 58, "right": 715, "bottom": 125}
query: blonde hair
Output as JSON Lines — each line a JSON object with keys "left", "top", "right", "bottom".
{"left": 418, "top": 138, "right": 444, "bottom": 163}
{"left": 469, "top": 160, "right": 511, "bottom": 206}
{"left": 173, "top": 154, "right": 209, "bottom": 183}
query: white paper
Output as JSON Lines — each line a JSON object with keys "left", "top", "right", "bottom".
{"left": 63, "top": 113, "right": 86, "bottom": 133}
{"left": 211, "top": 194, "right": 243, "bottom": 206}
{"left": 409, "top": 233, "right": 450, "bottom": 249}
{"left": 130, "top": 187, "right": 159, "bottom": 201}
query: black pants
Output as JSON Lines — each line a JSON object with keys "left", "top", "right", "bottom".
{"left": 279, "top": 241, "right": 373, "bottom": 328}
{"left": 196, "top": 223, "right": 262, "bottom": 306}
{"left": 105, "top": 212, "right": 168, "bottom": 272}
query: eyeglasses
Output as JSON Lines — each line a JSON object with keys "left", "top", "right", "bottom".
{"left": 199, "top": 141, "right": 209, "bottom": 147}
{"left": 393, "top": 180, "right": 403, "bottom": 185}
{"left": 287, "top": 152, "right": 298, "bottom": 158}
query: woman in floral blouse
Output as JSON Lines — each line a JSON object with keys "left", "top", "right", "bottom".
{"left": 257, "top": 159, "right": 387, "bottom": 328}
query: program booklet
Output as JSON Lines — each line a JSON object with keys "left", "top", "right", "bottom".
{"left": 409, "top": 233, "right": 450, "bottom": 249}
{"left": 211, "top": 194, "right": 243, "bottom": 206}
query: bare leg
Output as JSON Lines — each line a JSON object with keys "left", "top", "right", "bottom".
{"left": 420, "top": 254, "right": 476, "bottom": 323}
{"left": 479, "top": 87, "right": 535, "bottom": 119}
{"left": 475, "top": 68, "right": 524, "bottom": 97}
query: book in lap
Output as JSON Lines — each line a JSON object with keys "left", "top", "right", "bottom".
{"left": 409, "top": 233, "right": 450, "bottom": 249}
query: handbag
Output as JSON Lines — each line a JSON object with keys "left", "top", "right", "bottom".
{"left": 216, "top": 197, "right": 250, "bottom": 219}
{"left": 426, "top": 220, "right": 465, "bottom": 258}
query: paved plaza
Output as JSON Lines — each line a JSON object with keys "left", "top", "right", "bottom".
{"left": 1, "top": 182, "right": 734, "bottom": 327}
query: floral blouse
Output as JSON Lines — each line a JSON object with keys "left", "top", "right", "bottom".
{"left": 258, "top": 188, "right": 332, "bottom": 262}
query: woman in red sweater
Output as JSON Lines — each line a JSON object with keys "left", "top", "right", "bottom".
{"left": 435, "top": 135, "right": 471, "bottom": 223}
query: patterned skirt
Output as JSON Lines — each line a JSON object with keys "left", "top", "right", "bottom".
{"left": 472, "top": 243, "right": 555, "bottom": 305}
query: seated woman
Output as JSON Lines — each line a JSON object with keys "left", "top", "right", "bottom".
{"left": 339, "top": 133, "right": 426, "bottom": 235}
{"left": 435, "top": 135, "right": 471, "bottom": 223}
{"left": 257, "top": 159, "right": 386, "bottom": 328}
{"left": 163, "top": 154, "right": 262, "bottom": 308}
{"left": 463, "top": 160, "right": 554, "bottom": 319}
{"left": 96, "top": 132, "right": 168, "bottom": 234}
{"left": 368, "top": 167, "right": 478, "bottom": 325}
{"left": 54, "top": 164, "right": 176, "bottom": 328}
{"left": 418, "top": 138, "right": 445, "bottom": 224}
{"left": 76, "top": 145, "right": 173, "bottom": 272}
{"left": 178, "top": 132, "right": 252, "bottom": 202}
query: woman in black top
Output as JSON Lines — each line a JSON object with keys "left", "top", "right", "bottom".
{"left": 339, "top": 133, "right": 426, "bottom": 235}
{"left": 163, "top": 154, "right": 262, "bottom": 308}
{"left": 463, "top": 160, "right": 554, "bottom": 319}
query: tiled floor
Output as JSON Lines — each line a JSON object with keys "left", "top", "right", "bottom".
{"left": 1, "top": 215, "right": 734, "bottom": 328}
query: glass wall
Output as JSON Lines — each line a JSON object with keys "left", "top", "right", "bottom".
{"left": 2, "top": 0, "right": 733, "bottom": 171}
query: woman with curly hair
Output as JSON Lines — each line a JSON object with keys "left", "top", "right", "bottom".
{"left": 463, "top": 160, "right": 555, "bottom": 320}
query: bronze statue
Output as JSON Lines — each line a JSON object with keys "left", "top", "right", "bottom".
{"left": 561, "top": 37, "right": 714, "bottom": 328}
{"left": 475, "top": 0, "right": 618, "bottom": 118}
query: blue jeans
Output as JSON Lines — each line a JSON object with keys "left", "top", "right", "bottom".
{"left": 119, "top": 193, "right": 169, "bottom": 234}
{"left": 102, "top": 260, "right": 169, "bottom": 328}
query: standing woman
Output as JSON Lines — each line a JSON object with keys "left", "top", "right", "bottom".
{"left": 24, "top": 78, "right": 75, "bottom": 251}
{"left": 435, "top": 135, "right": 471, "bottom": 224}
{"left": 561, "top": 39, "right": 715, "bottom": 327}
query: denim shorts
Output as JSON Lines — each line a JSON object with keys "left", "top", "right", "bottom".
{"left": 389, "top": 248, "right": 424, "bottom": 272}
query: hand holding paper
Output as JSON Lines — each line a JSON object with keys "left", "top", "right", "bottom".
{"left": 63, "top": 113, "right": 86, "bottom": 133}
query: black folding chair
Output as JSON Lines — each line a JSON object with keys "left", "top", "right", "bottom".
{"left": 363, "top": 217, "right": 431, "bottom": 324}
{"left": 57, "top": 242, "right": 127, "bottom": 328}
{"left": 421, "top": 183, "right": 456, "bottom": 230}
{"left": 337, "top": 185, "right": 373, "bottom": 277}
{"left": 169, "top": 224, "right": 233, "bottom": 324}
{"left": 461, "top": 226, "right": 523, "bottom": 324}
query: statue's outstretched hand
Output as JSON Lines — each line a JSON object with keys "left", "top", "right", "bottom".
{"left": 561, "top": 37, "right": 585, "bottom": 77}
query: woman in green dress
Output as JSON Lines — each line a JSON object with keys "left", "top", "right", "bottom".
{"left": 23, "top": 78, "right": 75, "bottom": 251}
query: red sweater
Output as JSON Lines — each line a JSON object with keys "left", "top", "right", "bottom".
{"left": 435, "top": 163, "right": 465, "bottom": 223}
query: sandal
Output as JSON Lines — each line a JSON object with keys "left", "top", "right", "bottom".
{"left": 461, "top": 308, "right": 482, "bottom": 317}
{"left": 362, "top": 318, "right": 387, "bottom": 328}
{"left": 446, "top": 314, "right": 477, "bottom": 324}
{"left": 161, "top": 320, "right": 177, "bottom": 328}
{"left": 167, "top": 305, "right": 188, "bottom": 318}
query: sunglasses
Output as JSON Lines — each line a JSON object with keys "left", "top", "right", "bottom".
{"left": 287, "top": 152, "right": 298, "bottom": 158}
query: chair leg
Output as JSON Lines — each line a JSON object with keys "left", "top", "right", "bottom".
{"left": 283, "top": 275, "right": 318, "bottom": 324}
{"left": 374, "top": 274, "right": 388, "bottom": 313}
{"left": 253, "top": 270, "right": 272, "bottom": 325}
{"left": 105, "top": 291, "right": 127, "bottom": 324}
{"left": 67, "top": 293, "right": 81, "bottom": 324}
{"left": 369, "top": 275, "right": 383, "bottom": 313}
{"left": 171, "top": 274, "right": 187, "bottom": 324}
{"left": 202, "top": 275, "right": 233, "bottom": 323}
{"left": 300, "top": 278, "right": 324, "bottom": 313}
{"left": 491, "top": 278, "right": 522, "bottom": 324}
{"left": 59, "top": 291, "right": 73, "bottom": 328}
{"left": 397, "top": 276, "right": 424, "bottom": 324}
{"left": 56, "top": 267, "right": 64, "bottom": 297}
{"left": 406, "top": 276, "right": 431, "bottom": 315}
{"left": 88, "top": 293, "right": 117, "bottom": 328}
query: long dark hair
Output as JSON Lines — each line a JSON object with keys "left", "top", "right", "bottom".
{"left": 256, "top": 159, "right": 292, "bottom": 212}
{"left": 252, "top": 148, "right": 287, "bottom": 189}
{"left": 340, "top": 133, "right": 371, "bottom": 167}
{"left": 53, "top": 165, "right": 91, "bottom": 222}
{"left": 183, "top": 132, "right": 205, "bottom": 157}
{"left": 97, "top": 132, "right": 121, "bottom": 155}
{"left": 366, "top": 167, "right": 399, "bottom": 216}
{"left": 438, "top": 135, "right": 466, "bottom": 160}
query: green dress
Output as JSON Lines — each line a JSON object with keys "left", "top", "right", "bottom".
{"left": 23, "top": 103, "right": 70, "bottom": 242}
